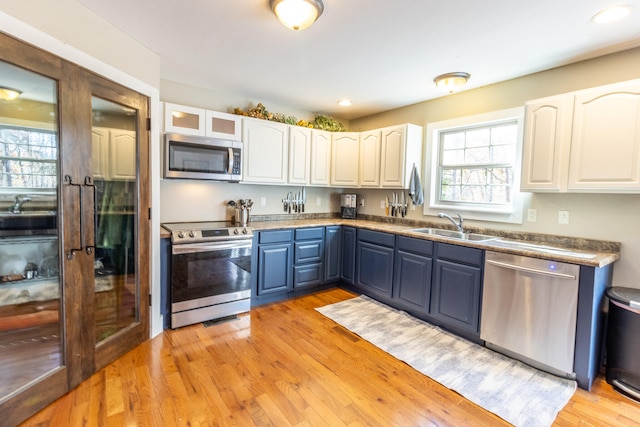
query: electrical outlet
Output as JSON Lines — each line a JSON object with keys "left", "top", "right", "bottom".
{"left": 316, "top": 197, "right": 321, "bottom": 206}
{"left": 527, "top": 209, "right": 537, "bottom": 222}
{"left": 559, "top": 210, "right": 570, "bottom": 224}
{"left": 260, "top": 197, "right": 266, "bottom": 206}
{"left": 380, "top": 200, "right": 385, "bottom": 209}
{"left": 360, "top": 198, "right": 365, "bottom": 207}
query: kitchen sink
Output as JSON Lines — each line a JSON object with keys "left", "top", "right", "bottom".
{"left": 410, "top": 228, "right": 498, "bottom": 242}
{"left": 0, "top": 211, "right": 57, "bottom": 237}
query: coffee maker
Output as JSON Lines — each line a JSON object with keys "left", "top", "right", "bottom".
{"left": 340, "top": 194, "right": 358, "bottom": 219}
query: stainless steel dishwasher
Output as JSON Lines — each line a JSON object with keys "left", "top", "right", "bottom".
{"left": 481, "top": 251, "right": 580, "bottom": 379}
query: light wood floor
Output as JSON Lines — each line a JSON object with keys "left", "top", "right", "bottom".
{"left": 20, "top": 288, "right": 640, "bottom": 426}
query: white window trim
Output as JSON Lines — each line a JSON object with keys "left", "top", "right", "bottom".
{"left": 423, "top": 107, "right": 530, "bottom": 224}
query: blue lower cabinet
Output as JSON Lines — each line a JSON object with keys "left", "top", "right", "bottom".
{"left": 257, "top": 243, "right": 293, "bottom": 295}
{"left": 294, "top": 240, "right": 323, "bottom": 264}
{"left": 324, "top": 226, "right": 342, "bottom": 283}
{"left": 293, "top": 263, "right": 323, "bottom": 289}
{"left": 394, "top": 250, "right": 433, "bottom": 313}
{"left": 255, "top": 229, "right": 293, "bottom": 297}
{"left": 341, "top": 226, "right": 356, "bottom": 284}
{"left": 430, "top": 242, "right": 483, "bottom": 335}
{"left": 254, "top": 227, "right": 335, "bottom": 304}
{"left": 356, "top": 230, "right": 395, "bottom": 298}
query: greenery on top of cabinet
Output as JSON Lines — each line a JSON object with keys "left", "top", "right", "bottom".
{"left": 233, "top": 103, "right": 347, "bottom": 132}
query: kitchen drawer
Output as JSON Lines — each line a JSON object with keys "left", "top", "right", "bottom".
{"left": 358, "top": 229, "right": 395, "bottom": 247}
{"left": 295, "top": 227, "right": 324, "bottom": 241}
{"left": 294, "top": 240, "right": 323, "bottom": 264}
{"left": 258, "top": 229, "right": 293, "bottom": 244}
{"left": 436, "top": 242, "right": 483, "bottom": 266}
{"left": 397, "top": 236, "right": 433, "bottom": 256}
{"left": 293, "top": 263, "right": 323, "bottom": 289}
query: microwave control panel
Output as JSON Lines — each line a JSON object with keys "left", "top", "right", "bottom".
{"left": 232, "top": 150, "right": 241, "bottom": 174}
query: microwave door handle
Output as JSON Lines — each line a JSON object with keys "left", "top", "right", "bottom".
{"left": 227, "top": 147, "right": 234, "bottom": 175}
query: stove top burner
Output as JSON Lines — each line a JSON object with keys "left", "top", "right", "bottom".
{"left": 162, "top": 221, "right": 253, "bottom": 244}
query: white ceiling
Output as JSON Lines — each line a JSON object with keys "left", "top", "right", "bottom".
{"left": 77, "top": 0, "right": 640, "bottom": 120}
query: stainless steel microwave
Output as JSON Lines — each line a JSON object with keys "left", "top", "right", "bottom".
{"left": 164, "top": 133, "right": 242, "bottom": 181}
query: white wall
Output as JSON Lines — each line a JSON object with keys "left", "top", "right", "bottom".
{"left": 350, "top": 47, "right": 640, "bottom": 290}
{"left": 160, "top": 180, "right": 343, "bottom": 223}
{"left": 0, "top": 0, "right": 159, "bottom": 87}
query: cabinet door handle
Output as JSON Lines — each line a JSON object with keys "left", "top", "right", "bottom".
{"left": 64, "top": 175, "right": 95, "bottom": 259}
{"left": 83, "top": 175, "right": 95, "bottom": 256}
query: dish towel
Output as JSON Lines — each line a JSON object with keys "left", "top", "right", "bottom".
{"left": 409, "top": 164, "right": 424, "bottom": 206}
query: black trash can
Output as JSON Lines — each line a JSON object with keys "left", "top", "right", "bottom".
{"left": 606, "top": 286, "right": 640, "bottom": 403}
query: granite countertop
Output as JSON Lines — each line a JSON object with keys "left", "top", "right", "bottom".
{"left": 161, "top": 214, "right": 620, "bottom": 267}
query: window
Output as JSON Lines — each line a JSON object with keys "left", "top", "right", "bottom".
{"left": 424, "top": 108, "right": 529, "bottom": 224}
{"left": 0, "top": 125, "right": 57, "bottom": 190}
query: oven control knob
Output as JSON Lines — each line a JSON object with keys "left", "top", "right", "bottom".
{"left": 189, "top": 230, "right": 196, "bottom": 238}
{"left": 242, "top": 228, "right": 248, "bottom": 234}
{"left": 177, "top": 231, "right": 185, "bottom": 239}
{"left": 233, "top": 228, "right": 239, "bottom": 235}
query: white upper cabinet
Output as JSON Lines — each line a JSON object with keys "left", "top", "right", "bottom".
{"left": 355, "top": 124, "right": 423, "bottom": 189}
{"left": 110, "top": 129, "right": 137, "bottom": 180}
{"left": 164, "top": 102, "right": 206, "bottom": 136}
{"left": 310, "top": 130, "right": 331, "bottom": 186}
{"left": 92, "top": 127, "right": 136, "bottom": 181}
{"left": 205, "top": 110, "right": 242, "bottom": 141}
{"left": 379, "top": 124, "right": 423, "bottom": 188}
{"left": 92, "top": 128, "right": 109, "bottom": 180}
{"left": 521, "top": 95, "right": 573, "bottom": 192}
{"left": 242, "top": 117, "right": 289, "bottom": 184}
{"left": 331, "top": 132, "right": 360, "bottom": 187}
{"left": 288, "top": 126, "right": 311, "bottom": 185}
{"left": 522, "top": 79, "right": 640, "bottom": 193}
{"left": 359, "top": 130, "right": 381, "bottom": 187}
{"left": 568, "top": 80, "right": 640, "bottom": 192}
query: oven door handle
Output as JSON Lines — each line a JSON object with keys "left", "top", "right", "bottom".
{"left": 172, "top": 240, "right": 252, "bottom": 254}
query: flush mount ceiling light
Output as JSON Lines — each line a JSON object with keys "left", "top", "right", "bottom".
{"left": 591, "top": 5, "right": 632, "bottom": 23}
{"left": 337, "top": 99, "right": 352, "bottom": 107}
{"left": 0, "top": 86, "right": 22, "bottom": 101}
{"left": 433, "top": 72, "right": 471, "bottom": 94}
{"left": 269, "top": 0, "right": 324, "bottom": 31}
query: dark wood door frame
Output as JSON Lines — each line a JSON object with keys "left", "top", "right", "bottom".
{"left": 0, "top": 31, "right": 150, "bottom": 426}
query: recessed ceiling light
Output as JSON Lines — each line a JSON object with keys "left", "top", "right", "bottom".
{"left": 592, "top": 5, "right": 631, "bottom": 23}
{"left": 337, "top": 99, "right": 352, "bottom": 107}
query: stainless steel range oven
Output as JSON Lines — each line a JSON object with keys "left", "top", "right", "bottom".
{"left": 162, "top": 221, "right": 253, "bottom": 328}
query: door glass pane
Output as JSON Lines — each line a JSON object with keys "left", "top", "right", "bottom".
{"left": 0, "top": 60, "right": 61, "bottom": 399}
{"left": 91, "top": 97, "right": 137, "bottom": 343}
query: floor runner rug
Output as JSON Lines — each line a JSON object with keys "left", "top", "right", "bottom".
{"left": 316, "top": 295, "right": 577, "bottom": 427}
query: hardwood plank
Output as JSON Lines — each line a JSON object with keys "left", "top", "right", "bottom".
{"left": 19, "top": 288, "right": 640, "bottom": 427}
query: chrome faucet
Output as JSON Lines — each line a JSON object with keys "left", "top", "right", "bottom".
{"left": 438, "top": 212, "right": 464, "bottom": 233}
{"left": 9, "top": 195, "right": 31, "bottom": 214}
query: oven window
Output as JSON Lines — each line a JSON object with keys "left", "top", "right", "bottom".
{"left": 171, "top": 246, "right": 251, "bottom": 303}
{"left": 169, "top": 142, "right": 226, "bottom": 173}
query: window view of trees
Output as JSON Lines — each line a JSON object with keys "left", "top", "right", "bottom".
{"left": 438, "top": 122, "right": 517, "bottom": 205}
{"left": 0, "top": 126, "right": 57, "bottom": 189}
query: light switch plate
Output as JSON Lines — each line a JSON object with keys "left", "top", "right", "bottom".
{"left": 527, "top": 209, "right": 537, "bottom": 222}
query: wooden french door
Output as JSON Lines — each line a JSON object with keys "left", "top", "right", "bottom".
{"left": 0, "top": 32, "right": 150, "bottom": 426}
